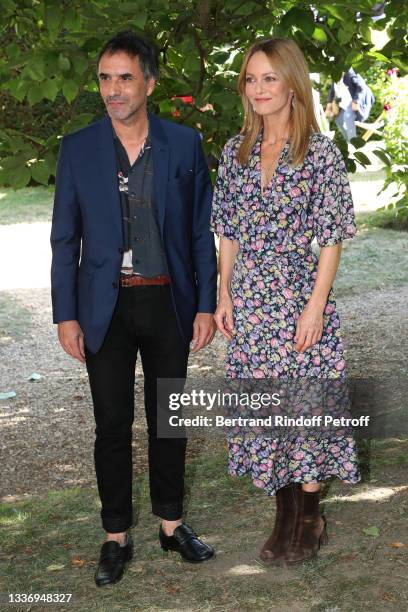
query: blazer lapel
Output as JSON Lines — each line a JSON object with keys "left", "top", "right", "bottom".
{"left": 96, "top": 116, "right": 123, "bottom": 241}
{"left": 149, "top": 112, "right": 169, "bottom": 236}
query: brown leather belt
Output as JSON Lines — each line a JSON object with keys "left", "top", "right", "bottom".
{"left": 120, "top": 274, "right": 171, "bottom": 287}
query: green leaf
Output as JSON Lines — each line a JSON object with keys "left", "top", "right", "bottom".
{"left": 362, "top": 526, "right": 379, "bottom": 537}
{"left": 367, "top": 51, "right": 390, "bottom": 63}
{"left": 359, "top": 19, "right": 372, "bottom": 44}
{"left": 350, "top": 137, "right": 366, "bottom": 149}
{"left": 8, "top": 166, "right": 31, "bottom": 189}
{"left": 2, "top": 128, "right": 45, "bottom": 147}
{"left": 354, "top": 151, "right": 371, "bottom": 167}
{"left": 46, "top": 6, "right": 61, "bottom": 39}
{"left": 65, "top": 7, "right": 81, "bottom": 30}
{"left": 373, "top": 149, "right": 391, "bottom": 167}
{"left": 72, "top": 54, "right": 88, "bottom": 75}
{"left": 58, "top": 54, "right": 71, "bottom": 72}
{"left": 30, "top": 161, "right": 50, "bottom": 185}
{"left": 46, "top": 135, "right": 61, "bottom": 148}
{"left": 82, "top": 38, "right": 101, "bottom": 53}
{"left": 44, "top": 152, "right": 57, "bottom": 176}
{"left": 27, "top": 84, "right": 44, "bottom": 105}
{"left": 42, "top": 79, "right": 59, "bottom": 102}
{"left": 62, "top": 80, "right": 79, "bottom": 103}
{"left": 1, "top": 0, "right": 16, "bottom": 11}
{"left": 323, "top": 4, "right": 345, "bottom": 21}
{"left": 212, "top": 92, "right": 239, "bottom": 110}
{"left": 6, "top": 79, "right": 29, "bottom": 102}
{"left": 0, "top": 156, "right": 24, "bottom": 171}
{"left": 233, "top": 1, "right": 260, "bottom": 16}
{"left": 25, "top": 58, "right": 45, "bottom": 80}
{"left": 345, "top": 50, "right": 364, "bottom": 67}
{"left": 281, "top": 8, "right": 315, "bottom": 37}
{"left": 312, "top": 27, "right": 327, "bottom": 43}
{"left": 211, "top": 52, "right": 231, "bottom": 65}
{"left": 159, "top": 99, "right": 173, "bottom": 114}
{"left": 338, "top": 29, "right": 353, "bottom": 45}
{"left": 6, "top": 42, "right": 18, "bottom": 57}
{"left": 132, "top": 14, "right": 147, "bottom": 29}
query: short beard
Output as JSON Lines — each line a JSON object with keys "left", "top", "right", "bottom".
{"left": 105, "top": 100, "right": 146, "bottom": 125}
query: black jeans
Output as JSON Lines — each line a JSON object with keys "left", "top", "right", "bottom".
{"left": 84, "top": 284, "right": 189, "bottom": 533}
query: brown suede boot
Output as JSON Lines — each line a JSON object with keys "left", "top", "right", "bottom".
{"left": 284, "top": 487, "right": 328, "bottom": 566}
{"left": 259, "top": 483, "right": 299, "bottom": 564}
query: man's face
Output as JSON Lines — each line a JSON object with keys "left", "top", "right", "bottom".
{"left": 98, "top": 51, "right": 155, "bottom": 123}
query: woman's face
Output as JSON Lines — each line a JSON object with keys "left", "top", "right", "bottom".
{"left": 245, "top": 51, "right": 292, "bottom": 117}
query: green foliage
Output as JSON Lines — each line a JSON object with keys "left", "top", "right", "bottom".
{"left": 374, "top": 71, "right": 408, "bottom": 219}
{"left": 0, "top": 0, "right": 407, "bottom": 188}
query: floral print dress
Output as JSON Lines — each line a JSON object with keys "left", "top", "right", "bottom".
{"left": 210, "top": 130, "right": 361, "bottom": 496}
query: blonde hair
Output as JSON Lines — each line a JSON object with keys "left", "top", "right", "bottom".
{"left": 237, "top": 37, "right": 320, "bottom": 167}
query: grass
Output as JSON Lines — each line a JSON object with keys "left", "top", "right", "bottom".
{"left": 333, "top": 226, "right": 408, "bottom": 297}
{"left": 1, "top": 441, "right": 407, "bottom": 612}
{"left": 357, "top": 209, "right": 408, "bottom": 232}
{"left": 0, "top": 187, "right": 53, "bottom": 225}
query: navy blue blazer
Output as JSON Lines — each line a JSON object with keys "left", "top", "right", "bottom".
{"left": 50, "top": 113, "right": 217, "bottom": 353}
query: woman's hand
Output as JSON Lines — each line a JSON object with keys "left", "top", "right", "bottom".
{"left": 294, "top": 302, "right": 324, "bottom": 353}
{"left": 214, "top": 293, "right": 234, "bottom": 340}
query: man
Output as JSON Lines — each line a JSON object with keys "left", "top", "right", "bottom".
{"left": 50, "top": 31, "right": 217, "bottom": 586}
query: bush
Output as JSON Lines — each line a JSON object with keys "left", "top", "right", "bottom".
{"left": 378, "top": 70, "right": 408, "bottom": 221}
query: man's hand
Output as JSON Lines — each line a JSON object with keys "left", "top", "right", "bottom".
{"left": 58, "top": 320, "right": 86, "bottom": 363}
{"left": 190, "top": 313, "right": 216, "bottom": 353}
{"left": 294, "top": 303, "right": 324, "bottom": 353}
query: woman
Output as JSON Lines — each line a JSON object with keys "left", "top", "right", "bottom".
{"left": 210, "top": 38, "right": 361, "bottom": 566}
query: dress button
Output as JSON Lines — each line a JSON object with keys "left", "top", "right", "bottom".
{"left": 112, "top": 282, "right": 118, "bottom": 289}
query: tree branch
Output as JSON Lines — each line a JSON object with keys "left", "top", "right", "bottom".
{"left": 192, "top": 29, "right": 206, "bottom": 96}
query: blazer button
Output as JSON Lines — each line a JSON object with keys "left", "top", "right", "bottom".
{"left": 118, "top": 248, "right": 124, "bottom": 254}
{"left": 112, "top": 282, "right": 118, "bottom": 289}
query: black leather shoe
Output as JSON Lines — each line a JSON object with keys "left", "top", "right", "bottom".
{"left": 94, "top": 533, "right": 133, "bottom": 587}
{"left": 159, "top": 524, "right": 215, "bottom": 563}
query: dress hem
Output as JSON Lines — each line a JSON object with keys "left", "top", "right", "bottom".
{"left": 228, "top": 468, "right": 361, "bottom": 497}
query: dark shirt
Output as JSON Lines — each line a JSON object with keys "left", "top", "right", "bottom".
{"left": 113, "top": 128, "right": 168, "bottom": 278}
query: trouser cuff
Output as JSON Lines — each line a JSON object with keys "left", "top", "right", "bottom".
{"left": 151, "top": 499, "right": 183, "bottom": 520}
{"left": 101, "top": 511, "right": 133, "bottom": 533}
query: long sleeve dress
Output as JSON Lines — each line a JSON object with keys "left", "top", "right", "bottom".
{"left": 210, "top": 130, "right": 361, "bottom": 495}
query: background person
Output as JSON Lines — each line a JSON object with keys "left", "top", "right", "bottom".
{"left": 325, "top": 67, "right": 375, "bottom": 141}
